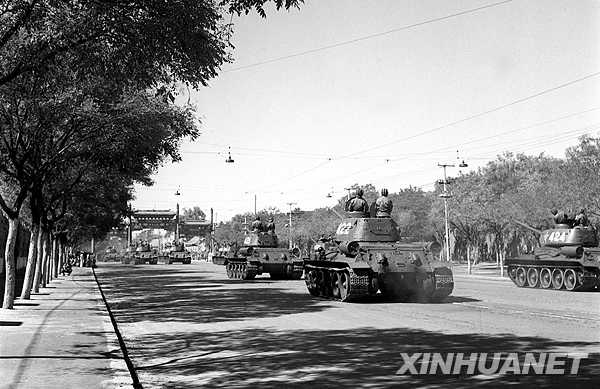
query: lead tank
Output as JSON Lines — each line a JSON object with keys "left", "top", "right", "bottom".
{"left": 133, "top": 242, "right": 158, "bottom": 265}
{"left": 506, "top": 221, "right": 600, "bottom": 291}
{"left": 303, "top": 212, "right": 454, "bottom": 302}
{"left": 168, "top": 241, "right": 192, "bottom": 264}
{"left": 225, "top": 230, "right": 303, "bottom": 280}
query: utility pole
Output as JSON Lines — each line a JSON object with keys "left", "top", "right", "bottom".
{"left": 287, "top": 202, "right": 296, "bottom": 249}
{"left": 175, "top": 188, "right": 181, "bottom": 242}
{"left": 254, "top": 194, "right": 257, "bottom": 215}
{"left": 438, "top": 163, "right": 454, "bottom": 262}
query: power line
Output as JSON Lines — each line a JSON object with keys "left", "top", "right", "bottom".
{"left": 340, "top": 71, "right": 600, "bottom": 159}
{"left": 224, "top": 0, "right": 513, "bottom": 72}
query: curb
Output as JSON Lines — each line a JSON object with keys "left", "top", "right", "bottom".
{"left": 92, "top": 267, "right": 143, "bottom": 389}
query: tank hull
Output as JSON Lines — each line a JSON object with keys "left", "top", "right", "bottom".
{"left": 168, "top": 251, "right": 192, "bottom": 264}
{"left": 506, "top": 256, "right": 600, "bottom": 291}
{"left": 133, "top": 252, "right": 158, "bottom": 265}
{"left": 224, "top": 247, "right": 303, "bottom": 280}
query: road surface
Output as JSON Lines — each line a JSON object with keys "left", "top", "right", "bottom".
{"left": 95, "top": 262, "right": 600, "bottom": 388}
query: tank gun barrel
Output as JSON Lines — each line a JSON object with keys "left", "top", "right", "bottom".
{"left": 513, "top": 220, "right": 542, "bottom": 235}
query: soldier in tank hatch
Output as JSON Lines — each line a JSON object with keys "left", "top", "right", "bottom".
{"left": 251, "top": 215, "right": 264, "bottom": 232}
{"left": 266, "top": 217, "right": 276, "bottom": 234}
{"left": 346, "top": 188, "right": 369, "bottom": 215}
{"left": 344, "top": 189, "right": 357, "bottom": 211}
{"left": 375, "top": 188, "right": 393, "bottom": 218}
{"left": 574, "top": 209, "right": 589, "bottom": 226}
{"left": 551, "top": 208, "right": 570, "bottom": 225}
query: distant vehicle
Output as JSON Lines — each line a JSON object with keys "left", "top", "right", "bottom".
{"left": 168, "top": 241, "right": 192, "bottom": 264}
{"left": 133, "top": 242, "right": 158, "bottom": 265}
{"left": 103, "top": 246, "right": 119, "bottom": 262}
{"left": 507, "top": 221, "right": 600, "bottom": 291}
{"left": 219, "top": 229, "right": 303, "bottom": 280}
{"left": 303, "top": 212, "right": 453, "bottom": 302}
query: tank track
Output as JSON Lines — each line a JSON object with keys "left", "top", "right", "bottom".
{"left": 303, "top": 264, "right": 372, "bottom": 302}
{"left": 507, "top": 262, "right": 598, "bottom": 291}
{"left": 226, "top": 260, "right": 257, "bottom": 280}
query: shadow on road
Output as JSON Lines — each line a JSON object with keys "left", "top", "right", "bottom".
{"left": 94, "top": 265, "right": 599, "bottom": 388}
{"left": 123, "top": 328, "right": 599, "bottom": 388}
{"left": 96, "top": 265, "right": 330, "bottom": 324}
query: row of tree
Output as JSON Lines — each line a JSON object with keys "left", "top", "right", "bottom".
{"left": 213, "top": 137, "right": 599, "bottom": 264}
{"left": 0, "top": 0, "right": 302, "bottom": 309}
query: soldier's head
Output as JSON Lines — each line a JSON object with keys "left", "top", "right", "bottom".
{"left": 551, "top": 208, "right": 558, "bottom": 215}
{"left": 349, "top": 189, "right": 357, "bottom": 198}
{"left": 356, "top": 188, "right": 364, "bottom": 197}
{"left": 268, "top": 217, "right": 274, "bottom": 222}
{"left": 381, "top": 188, "right": 388, "bottom": 197}
{"left": 254, "top": 215, "right": 261, "bottom": 221}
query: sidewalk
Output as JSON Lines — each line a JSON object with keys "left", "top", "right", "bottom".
{"left": 0, "top": 268, "right": 132, "bottom": 389}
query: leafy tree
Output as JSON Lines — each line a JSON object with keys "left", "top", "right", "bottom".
{"left": 183, "top": 206, "right": 206, "bottom": 221}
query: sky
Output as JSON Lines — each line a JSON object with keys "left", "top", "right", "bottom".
{"left": 132, "top": 0, "right": 600, "bottom": 221}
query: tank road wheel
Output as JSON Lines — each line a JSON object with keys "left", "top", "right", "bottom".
{"left": 331, "top": 272, "right": 341, "bottom": 298}
{"left": 515, "top": 267, "right": 527, "bottom": 287}
{"left": 306, "top": 270, "right": 319, "bottom": 296}
{"left": 552, "top": 269, "right": 564, "bottom": 290}
{"left": 526, "top": 268, "right": 539, "bottom": 288}
{"left": 316, "top": 269, "right": 325, "bottom": 296}
{"left": 540, "top": 268, "right": 552, "bottom": 288}
{"left": 337, "top": 271, "right": 350, "bottom": 301}
{"left": 508, "top": 266, "right": 517, "bottom": 282}
{"left": 564, "top": 269, "right": 578, "bottom": 291}
{"left": 241, "top": 264, "right": 248, "bottom": 280}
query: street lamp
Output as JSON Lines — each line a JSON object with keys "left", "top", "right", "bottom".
{"left": 225, "top": 146, "right": 235, "bottom": 163}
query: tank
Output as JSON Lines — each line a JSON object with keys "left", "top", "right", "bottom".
{"left": 506, "top": 221, "right": 600, "bottom": 291}
{"left": 103, "top": 246, "right": 119, "bottom": 262}
{"left": 303, "top": 212, "right": 454, "bottom": 302}
{"left": 133, "top": 242, "right": 158, "bottom": 265}
{"left": 120, "top": 245, "right": 136, "bottom": 264}
{"left": 168, "top": 241, "right": 192, "bottom": 264}
{"left": 224, "top": 230, "right": 303, "bottom": 280}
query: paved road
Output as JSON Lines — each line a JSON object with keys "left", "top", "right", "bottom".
{"left": 95, "top": 262, "right": 600, "bottom": 388}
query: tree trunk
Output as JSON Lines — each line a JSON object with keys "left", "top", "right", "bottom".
{"left": 43, "top": 235, "right": 50, "bottom": 286}
{"left": 57, "top": 241, "right": 63, "bottom": 276}
{"left": 2, "top": 217, "right": 19, "bottom": 309}
{"left": 33, "top": 230, "right": 45, "bottom": 293}
{"left": 500, "top": 251, "right": 505, "bottom": 277}
{"left": 467, "top": 245, "right": 471, "bottom": 275}
{"left": 51, "top": 237, "right": 58, "bottom": 279}
{"left": 20, "top": 222, "right": 40, "bottom": 299}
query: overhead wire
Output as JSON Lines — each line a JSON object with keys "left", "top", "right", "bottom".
{"left": 224, "top": 0, "right": 514, "bottom": 72}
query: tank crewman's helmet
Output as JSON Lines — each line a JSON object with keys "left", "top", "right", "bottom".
{"left": 381, "top": 188, "right": 388, "bottom": 196}
{"left": 551, "top": 208, "right": 558, "bottom": 215}
{"left": 356, "top": 188, "right": 364, "bottom": 197}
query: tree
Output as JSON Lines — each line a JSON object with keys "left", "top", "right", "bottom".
{"left": 183, "top": 206, "right": 206, "bottom": 221}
